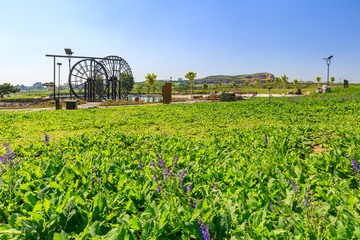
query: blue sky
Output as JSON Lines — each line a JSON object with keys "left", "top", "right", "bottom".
{"left": 1, "top": 0, "right": 359, "bottom": 85}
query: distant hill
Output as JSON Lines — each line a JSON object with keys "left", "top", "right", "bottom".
{"left": 194, "top": 72, "right": 274, "bottom": 84}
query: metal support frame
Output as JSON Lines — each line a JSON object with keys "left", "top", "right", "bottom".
{"left": 46, "top": 54, "right": 134, "bottom": 102}
{"left": 57, "top": 62, "right": 62, "bottom": 99}
{"left": 53, "top": 57, "right": 56, "bottom": 100}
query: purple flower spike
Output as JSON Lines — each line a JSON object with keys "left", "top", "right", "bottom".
{"left": 190, "top": 201, "right": 197, "bottom": 209}
{"left": 198, "top": 220, "right": 213, "bottom": 240}
{"left": 212, "top": 183, "right": 218, "bottom": 194}
{"left": 155, "top": 185, "right": 161, "bottom": 194}
{"left": 44, "top": 134, "right": 50, "bottom": 146}
{"left": 352, "top": 158, "right": 359, "bottom": 174}
{"left": 163, "top": 168, "right": 168, "bottom": 179}
{"left": 177, "top": 169, "right": 186, "bottom": 184}
{"left": 0, "top": 143, "right": 22, "bottom": 172}
{"left": 172, "top": 156, "right": 179, "bottom": 167}
{"left": 290, "top": 179, "right": 299, "bottom": 195}
{"left": 304, "top": 191, "right": 311, "bottom": 207}
{"left": 187, "top": 184, "right": 192, "bottom": 193}
{"left": 265, "top": 133, "right": 268, "bottom": 144}
{"left": 138, "top": 160, "right": 145, "bottom": 177}
{"left": 156, "top": 154, "right": 164, "bottom": 168}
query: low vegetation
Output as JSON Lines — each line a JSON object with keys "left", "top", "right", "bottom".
{"left": 0, "top": 87, "right": 359, "bottom": 239}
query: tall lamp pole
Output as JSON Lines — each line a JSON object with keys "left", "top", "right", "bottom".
{"left": 57, "top": 63, "right": 62, "bottom": 99}
{"left": 65, "top": 48, "right": 74, "bottom": 99}
{"left": 323, "top": 55, "right": 333, "bottom": 86}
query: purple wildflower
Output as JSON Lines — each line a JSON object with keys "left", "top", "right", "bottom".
{"left": 290, "top": 179, "right": 299, "bottom": 195}
{"left": 269, "top": 197, "right": 284, "bottom": 216}
{"left": 190, "top": 201, "right": 197, "bottom": 209}
{"left": 304, "top": 191, "right": 311, "bottom": 207}
{"left": 269, "top": 202, "right": 275, "bottom": 212}
{"left": 177, "top": 169, "right": 186, "bottom": 184}
{"left": 172, "top": 156, "right": 179, "bottom": 167}
{"left": 352, "top": 158, "right": 359, "bottom": 174}
{"left": 163, "top": 168, "right": 168, "bottom": 179}
{"left": 151, "top": 162, "right": 156, "bottom": 168}
{"left": 138, "top": 160, "right": 145, "bottom": 177}
{"left": 153, "top": 173, "right": 157, "bottom": 182}
{"left": 155, "top": 185, "right": 161, "bottom": 194}
{"left": 187, "top": 184, "right": 192, "bottom": 193}
{"left": 0, "top": 144, "right": 22, "bottom": 173}
{"left": 265, "top": 133, "right": 268, "bottom": 144}
{"left": 44, "top": 134, "right": 50, "bottom": 146}
{"left": 156, "top": 154, "right": 164, "bottom": 168}
{"left": 212, "top": 183, "right": 218, "bottom": 194}
{"left": 198, "top": 220, "right": 213, "bottom": 240}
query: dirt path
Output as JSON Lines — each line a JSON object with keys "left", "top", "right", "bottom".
{"left": 0, "top": 94, "right": 303, "bottom": 112}
{"left": 0, "top": 102, "right": 103, "bottom": 112}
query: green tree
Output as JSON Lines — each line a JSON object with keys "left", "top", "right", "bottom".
{"left": 281, "top": 74, "right": 288, "bottom": 94}
{"left": 255, "top": 78, "right": 260, "bottom": 93}
{"left": 213, "top": 83, "right": 219, "bottom": 93}
{"left": 266, "top": 77, "right": 272, "bottom": 88}
{"left": 203, "top": 83, "right": 208, "bottom": 91}
{"left": 185, "top": 84, "right": 190, "bottom": 94}
{"left": 145, "top": 73, "right": 157, "bottom": 101}
{"left": 218, "top": 82, "right": 223, "bottom": 91}
{"left": 274, "top": 77, "right": 280, "bottom": 94}
{"left": 177, "top": 86, "right": 184, "bottom": 94}
{"left": 185, "top": 71, "right": 197, "bottom": 99}
{"left": 244, "top": 80, "right": 249, "bottom": 92}
{"left": 316, "top": 76, "right": 321, "bottom": 86}
{"left": 231, "top": 82, "right": 237, "bottom": 88}
{"left": 136, "top": 84, "right": 143, "bottom": 94}
{"left": 293, "top": 78, "right": 298, "bottom": 91}
{"left": 0, "top": 83, "right": 20, "bottom": 99}
{"left": 330, "top": 76, "right": 335, "bottom": 85}
{"left": 121, "top": 73, "right": 134, "bottom": 95}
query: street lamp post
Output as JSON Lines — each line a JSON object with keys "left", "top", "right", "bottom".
{"left": 65, "top": 48, "right": 74, "bottom": 99}
{"left": 323, "top": 55, "right": 333, "bottom": 86}
{"left": 56, "top": 62, "right": 62, "bottom": 110}
{"left": 57, "top": 62, "right": 62, "bottom": 99}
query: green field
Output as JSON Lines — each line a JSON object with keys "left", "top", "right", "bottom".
{"left": 1, "top": 87, "right": 360, "bottom": 239}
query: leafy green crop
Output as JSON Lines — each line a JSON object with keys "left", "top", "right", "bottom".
{"left": 1, "top": 87, "right": 360, "bottom": 239}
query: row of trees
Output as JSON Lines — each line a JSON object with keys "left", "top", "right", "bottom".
{"left": 201, "top": 74, "right": 336, "bottom": 94}
{"left": 137, "top": 73, "right": 337, "bottom": 96}
{"left": 242, "top": 75, "right": 336, "bottom": 94}
{"left": 144, "top": 71, "right": 197, "bottom": 99}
